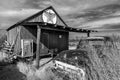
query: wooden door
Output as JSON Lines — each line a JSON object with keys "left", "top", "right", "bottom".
{"left": 21, "top": 39, "right": 33, "bottom": 57}
{"left": 58, "top": 32, "right": 68, "bottom": 52}
{"left": 41, "top": 29, "right": 69, "bottom": 53}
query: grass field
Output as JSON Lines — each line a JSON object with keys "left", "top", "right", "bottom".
{"left": 76, "top": 35, "right": 120, "bottom": 80}
{"left": 0, "top": 35, "right": 120, "bottom": 80}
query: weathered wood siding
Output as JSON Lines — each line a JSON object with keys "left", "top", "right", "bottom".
{"left": 14, "top": 26, "right": 21, "bottom": 54}
{"left": 7, "top": 26, "right": 21, "bottom": 54}
{"left": 7, "top": 24, "right": 69, "bottom": 56}
{"left": 7, "top": 27, "right": 17, "bottom": 44}
{"left": 20, "top": 25, "right": 49, "bottom": 54}
{"left": 21, "top": 25, "right": 37, "bottom": 53}
{"left": 41, "top": 29, "right": 69, "bottom": 52}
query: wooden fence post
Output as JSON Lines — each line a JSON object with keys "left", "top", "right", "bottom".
{"left": 36, "top": 25, "right": 41, "bottom": 69}
{"left": 87, "top": 32, "right": 90, "bottom": 37}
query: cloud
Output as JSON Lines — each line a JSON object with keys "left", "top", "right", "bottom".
{"left": 0, "top": 0, "right": 119, "bottom": 29}
{"left": 0, "top": 9, "right": 40, "bottom": 29}
{"left": 0, "top": 0, "right": 26, "bottom": 10}
{"left": 80, "top": 15, "right": 120, "bottom": 29}
{"left": 0, "top": 9, "right": 40, "bottom": 17}
{"left": 64, "top": 3, "right": 120, "bottom": 32}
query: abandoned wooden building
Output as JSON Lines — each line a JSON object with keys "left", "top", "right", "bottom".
{"left": 6, "top": 6, "right": 97, "bottom": 57}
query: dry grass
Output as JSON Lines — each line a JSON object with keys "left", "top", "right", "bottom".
{"left": 17, "top": 61, "right": 41, "bottom": 80}
{"left": 1, "top": 35, "right": 120, "bottom": 80}
{"left": 17, "top": 59, "right": 58, "bottom": 80}
{"left": 76, "top": 35, "right": 120, "bottom": 80}
{"left": 16, "top": 35, "right": 120, "bottom": 80}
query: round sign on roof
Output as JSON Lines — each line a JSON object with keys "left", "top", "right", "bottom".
{"left": 42, "top": 9, "right": 57, "bottom": 24}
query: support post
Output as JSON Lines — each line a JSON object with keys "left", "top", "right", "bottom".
{"left": 36, "top": 25, "right": 41, "bottom": 69}
{"left": 87, "top": 32, "right": 90, "bottom": 37}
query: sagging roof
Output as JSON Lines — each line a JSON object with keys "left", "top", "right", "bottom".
{"left": 7, "top": 6, "right": 97, "bottom": 33}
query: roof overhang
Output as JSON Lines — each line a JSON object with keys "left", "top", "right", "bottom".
{"left": 21, "top": 22, "right": 97, "bottom": 33}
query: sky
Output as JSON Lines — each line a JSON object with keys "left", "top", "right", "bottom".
{"left": 0, "top": 0, "right": 120, "bottom": 33}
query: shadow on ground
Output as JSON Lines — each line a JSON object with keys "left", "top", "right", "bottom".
{"left": 0, "top": 62, "right": 27, "bottom": 80}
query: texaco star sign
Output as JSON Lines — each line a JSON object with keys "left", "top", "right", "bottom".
{"left": 42, "top": 9, "right": 57, "bottom": 24}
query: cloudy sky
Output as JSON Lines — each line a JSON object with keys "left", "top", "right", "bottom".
{"left": 0, "top": 0, "right": 120, "bottom": 32}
